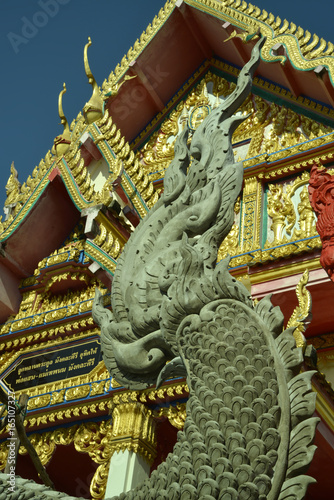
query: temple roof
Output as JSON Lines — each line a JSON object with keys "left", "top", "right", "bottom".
{"left": 2, "top": 0, "right": 334, "bottom": 324}
{"left": 102, "top": 0, "right": 334, "bottom": 146}
{"left": 1, "top": 2, "right": 334, "bottom": 497}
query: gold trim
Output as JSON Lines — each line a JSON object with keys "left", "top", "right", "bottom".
{"left": 84, "top": 240, "right": 117, "bottom": 275}
{"left": 186, "top": 0, "right": 334, "bottom": 83}
{"left": 158, "top": 402, "right": 187, "bottom": 429}
{"left": 110, "top": 402, "right": 157, "bottom": 465}
{"left": 3, "top": 0, "right": 334, "bottom": 240}
{"left": 0, "top": 168, "right": 51, "bottom": 240}
{"left": 10, "top": 421, "right": 113, "bottom": 500}
{"left": 101, "top": 1, "right": 177, "bottom": 90}
{"left": 240, "top": 177, "right": 258, "bottom": 252}
{"left": 95, "top": 109, "right": 157, "bottom": 211}
{"left": 58, "top": 158, "right": 94, "bottom": 208}
{"left": 313, "top": 385, "right": 334, "bottom": 432}
{"left": 133, "top": 57, "right": 334, "bottom": 153}
{"left": 249, "top": 257, "right": 321, "bottom": 285}
{"left": 0, "top": 380, "right": 187, "bottom": 438}
{"left": 256, "top": 146, "right": 334, "bottom": 180}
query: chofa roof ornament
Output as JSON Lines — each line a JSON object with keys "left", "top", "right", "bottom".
{"left": 53, "top": 83, "right": 71, "bottom": 157}
{"left": 83, "top": 37, "right": 104, "bottom": 125}
{"left": 4, "top": 161, "right": 21, "bottom": 211}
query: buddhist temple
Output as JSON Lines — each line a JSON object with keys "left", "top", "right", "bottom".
{"left": 1, "top": 1, "right": 334, "bottom": 499}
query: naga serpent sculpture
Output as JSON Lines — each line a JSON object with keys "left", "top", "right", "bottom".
{"left": 309, "top": 164, "right": 334, "bottom": 281}
{"left": 0, "top": 37, "right": 318, "bottom": 500}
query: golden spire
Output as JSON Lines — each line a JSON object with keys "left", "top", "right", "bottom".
{"left": 54, "top": 83, "right": 71, "bottom": 157}
{"left": 59, "top": 82, "right": 69, "bottom": 133}
{"left": 83, "top": 37, "right": 103, "bottom": 124}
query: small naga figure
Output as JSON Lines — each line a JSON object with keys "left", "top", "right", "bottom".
{"left": 0, "top": 37, "right": 318, "bottom": 500}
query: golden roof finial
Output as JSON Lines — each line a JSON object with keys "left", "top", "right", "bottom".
{"left": 59, "top": 82, "right": 69, "bottom": 132}
{"left": 83, "top": 37, "right": 103, "bottom": 124}
{"left": 54, "top": 83, "right": 71, "bottom": 157}
{"left": 84, "top": 37, "right": 96, "bottom": 86}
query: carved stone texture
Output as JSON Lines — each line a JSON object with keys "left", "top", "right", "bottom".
{"left": 103, "top": 282, "right": 316, "bottom": 500}
{"left": 92, "top": 37, "right": 267, "bottom": 391}
{"left": 93, "top": 36, "right": 316, "bottom": 500}
{"left": 0, "top": 37, "right": 318, "bottom": 500}
{"left": 308, "top": 165, "right": 334, "bottom": 280}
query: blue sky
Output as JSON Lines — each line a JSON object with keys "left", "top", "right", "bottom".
{"left": 1, "top": 0, "right": 333, "bottom": 212}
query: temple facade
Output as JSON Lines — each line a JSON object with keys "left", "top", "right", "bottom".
{"left": 0, "top": 1, "right": 334, "bottom": 499}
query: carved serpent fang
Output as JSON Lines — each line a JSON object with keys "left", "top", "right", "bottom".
{"left": 0, "top": 36, "right": 318, "bottom": 500}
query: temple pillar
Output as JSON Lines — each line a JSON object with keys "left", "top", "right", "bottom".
{"left": 104, "top": 402, "right": 156, "bottom": 498}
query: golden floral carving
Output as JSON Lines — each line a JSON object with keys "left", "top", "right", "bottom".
{"left": 19, "top": 425, "right": 78, "bottom": 466}
{"left": 90, "top": 462, "right": 111, "bottom": 500}
{"left": 14, "top": 291, "right": 37, "bottom": 319}
{"left": 50, "top": 390, "right": 65, "bottom": 405}
{"left": 66, "top": 384, "right": 91, "bottom": 401}
{"left": 74, "top": 420, "right": 113, "bottom": 499}
{"left": 11, "top": 317, "right": 33, "bottom": 332}
{"left": 27, "top": 394, "right": 51, "bottom": 410}
{"left": 217, "top": 223, "right": 240, "bottom": 261}
{"left": 74, "top": 421, "right": 112, "bottom": 461}
{"left": 90, "top": 381, "right": 106, "bottom": 397}
{"left": 19, "top": 434, "right": 55, "bottom": 466}
{"left": 0, "top": 442, "right": 8, "bottom": 470}
{"left": 158, "top": 402, "right": 187, "bottom": 430}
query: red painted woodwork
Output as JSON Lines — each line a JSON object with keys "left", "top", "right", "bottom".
{"left": 309, "top": 165, "right": 334, "bottom": 281}
{"left": 15, "top": 441, "right": 98, "bottom": 499}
